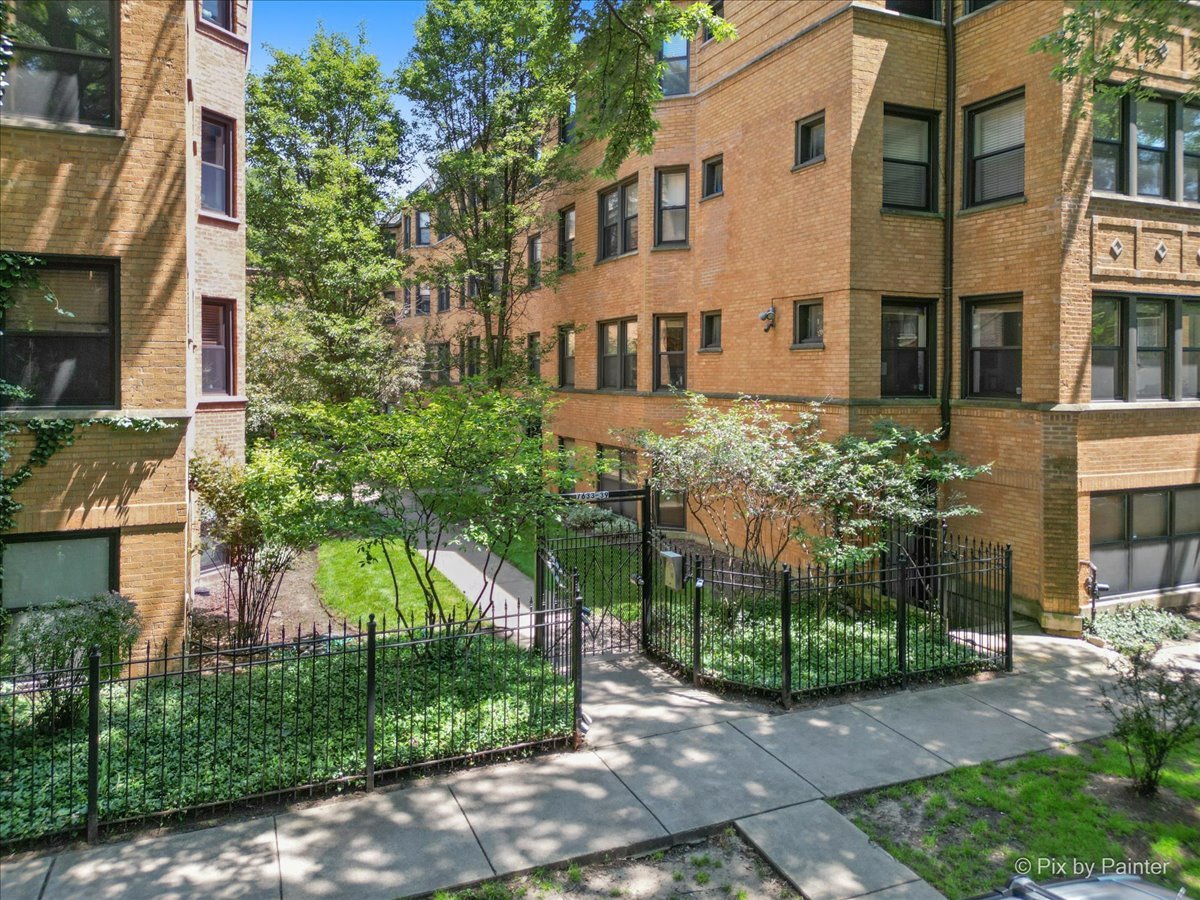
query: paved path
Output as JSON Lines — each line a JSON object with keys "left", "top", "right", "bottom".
{"left": 0, "top": 632, "right": 1121, "bottom": 900}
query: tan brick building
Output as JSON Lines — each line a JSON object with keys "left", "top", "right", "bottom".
{"left": 0, "top": 0, "right": 250, "bottom": 646}
{"left": 399, "top": 0, "right": 1199, "bottom": 634}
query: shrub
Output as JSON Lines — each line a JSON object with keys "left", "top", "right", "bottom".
{"left": 2, "top": 593, "right": 141, "bottom": 730}
{"left": 558, "top": 502, "right": 622, "bottom": 532}
{"left": 1100, "top": 647, "right": 1200, "bottom": 797}
{"left": 1084, "top": 605, "right": 1192, "bottom": 653}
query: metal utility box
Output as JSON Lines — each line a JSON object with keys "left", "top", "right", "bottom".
{"left": 660, "top": 550, "right": 684, "bottom": 591}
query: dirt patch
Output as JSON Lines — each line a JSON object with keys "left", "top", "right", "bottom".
{"left": 446, "top": 830, "right": 798, "bottom": 899}
{"left": 1085, "top": 773, "right": 1199, "bottom": 830}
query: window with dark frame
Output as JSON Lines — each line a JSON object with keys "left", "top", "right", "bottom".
{"left": 424, "top": 341, "right": 451, "bottom": 384}
{"left": 883, "top": 108, "right": 936, "bottom": 210}
{"left": 1090, "top": 486, "right": 1200, "bottom": 596}
{"left": 402, "top": 286, "right": 411, "bottom": 317}
{"left": 1092, "top": 91, "right": 1125, "bottom": 193}
{"left": 528, "top": 234, "right": 542, "bottom": 287}
{"left": 416, "top": 285, "right": 431, "bottom": 316}
{"left": 702, "top": 0, "right": 724, "bottom": 43}
{"left": 7, "top": 0, "right": 117, "bottom": 126}
{"left": 0, "top": 530, "right": 119, "bottom": 609}
{"left": 558, "top": 326, "right": 576, "bottom": 388}
{"left": 599, "top": 179, "right": 638, "bottom": 260}
{"left": 655, "top": 485, "right": 687, "bottom": 530}
{"left": 597, "top": 445, "right": 639, "bottom": 519}
{"left": 599, "top": 319, "right": 638, "bottom": 390}
{"left": 559, "top": 94, "right": 576, "bottom": 144}
{"left": 527, "top": 332, "right": 540, "bottom": 377}
{"left": 796, "top": 113, "right": 826, "bottom": 166}
{"left": 559, "top": 206, "right": 576, "bottom": 270}
{"left": 792, "top": 301, "right": 824, "bottom": 348}
{"left": 965, "top": 296, "right": 1023, "bottom": 398}
{"left": 701, "top": 311, "right": 722, "bottom": 350}
{"left": 1094, "top": 92, "right": 1200, "bottom": 200}
{"left": 1, "top": 257, "right": 117, "bottom": 408}
{"left": 885, "top": 0, "right": 939, "bottom": 19}
{"left": 200, "top": 0, "right": 233, "bottom": 30}
{"left": 1091, "top": 297, "right": 1123, "bottom": 401}
{"left": 201, "top": 299, "right": 234, "bottom": 396}
{"left": 966, "top": 92, "right": 1025, "bottom": 206}
{"left": 654, "top": 315, "right": 686, "bottom": 390}
{"left": 659, "top": 33, "right": 689, "bottom": 96}
{"left": 1135, "top": 298, "right": 1170, "bottom": 399}
{"left": 702, "top": 156, "right": 724, "bottom": 198}
{"left": 403, "top": 215, "right": 412, "bottom": 248}
{"left": 416, "top": 211, "right": 432, "bottom": 245}
{"left": 1092, "top": 295, "right": 1200, "bottom": 402}
{"left": 463, "top": 336, "right": 481, "bottom": 378}
{"left": 655, "top": 169, "right": 688, "bottom": 246}
{"left": 201, "top": 113, "right": 234, "bottom": 216}
{"left": 1137, "top": 97, "right": 1172, "bottom": 198}
{"left": 1186, "top": 301, "right": 1200, "bottom": 398}
{"left": 437, "top": 283, "right": 451, "bottom": 313}
{"left": 965, "top": 0, "right": 999, "bottom": 11}
{"left": 881, "top": 300, "right": 933, "bottom": 397}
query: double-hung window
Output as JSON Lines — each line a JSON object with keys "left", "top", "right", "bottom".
{"left": 559, "top": 207, "right": 576, "bottom": 270}
{"left": 6, "top": 0, "right": 117, "bottom": 126}
{"left": 437, "top": 283, "right": 451, "bottom": 313}
{"left": 1091, "top": 91, "right": 1125, "bottom": 193}
{"left": 654, "top": 315, "right": 686, "bottom": 390}
{"left": 965, "top": 296, "right": 1022, "bottom": 398}
{"left": 599, "top": 179, "right": 638, "bottom": 260}
{"left": 462, "top": 336, "right": 481, "bottom": 378}
{"left": 1090, "top": 487, "right": 1200, "bottom": 596}
{"left": 599, "top": 319, "right": 637, "bottom": 390}
{"left": 965, "top": 92, "right": 1025, "bottom": 206}
{"left": 1, "top": 530, "right": 119, "bottom": 609}
{"left": 527, "top": 333, "right": 540, "bottom": 377}
{"left": 558, "top": 326, "right": 575, "bottom": 388}
{"left": 655, "top": 169, "right": 688, "bottom": 246}
{"left": 659, "top": 33, "right": 689, "bottom": 96}
{"left": 201, "top": 299, "right": 234, "bottom": 396}
{"left": 201, "top": 112, "right": 235, "bottom": 216}
{"left": 528, "top": 234, "right": 542, "bottom": 287}
{"left": 416, "top": 212, "right": 432, "bottom": 245}
{"left": 201, "top": 0, "right": 233, "bottom": 30}
{"left": 883, "top": 108, "right": 936, "bottom": 210}
{"left": 416, "top": 285, "right": 431, "bottom": 316}
{"left": 881, "top": 300, "right": 933, "bottom": 397}
{"left": 1092, "top": 91, "right": 1200, "bottom": 200}
{"left": 1, "top": 257, "right": 118, "bottom": 408}
{"left": 1091, "top": 295, "right": 1200, "bottom": 401}
{"left": 559, "top": 94, "right": 576, "bottom": 144}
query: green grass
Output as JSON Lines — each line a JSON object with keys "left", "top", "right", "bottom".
{"left": 1, "top": 635, "right": 573, "bottom": 844}
{"left": 834, "top": 738, "right": 1200, "bottom": 897}
{"left": 316, "top": 539, "right": 469, "bottom": 626}
{"left": 502, "top": 526, "right": 538, "bottom": 580}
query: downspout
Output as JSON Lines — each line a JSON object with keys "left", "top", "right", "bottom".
{"left": 940, "top": 0, "right": 956, "bottom": 438}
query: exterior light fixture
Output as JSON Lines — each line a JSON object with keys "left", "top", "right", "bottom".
{"left": 759, "top": 306, "right": 776, "bottom": 332}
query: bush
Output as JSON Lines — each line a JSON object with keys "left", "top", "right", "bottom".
{"left": 1100, "top": 647, "right": 1200, "bottom": 797}
{"left": 558, "top": 502, "right": 622, "bottom": 532}
{"left": 2, "top": 593, "right": 141, "bottom": 730}
{"left": 1085, "top": 605, "right": 1192, "bottom": 653}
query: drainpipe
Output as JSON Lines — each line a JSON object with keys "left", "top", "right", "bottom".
{"left": 940, "top": 0, "right": 956, "bottom": 438}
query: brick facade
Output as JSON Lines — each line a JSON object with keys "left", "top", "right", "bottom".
{"left": 1, "top": 0, "right": 250, "bottom": 646}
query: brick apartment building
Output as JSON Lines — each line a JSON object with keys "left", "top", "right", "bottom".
{"left": 399, "top": 0, "right": 1200, "bottom": 634}
{"left": 0, "top": 0, "right": 250, "bottom": 646}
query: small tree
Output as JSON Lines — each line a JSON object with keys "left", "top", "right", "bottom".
{"left": 1100, "top": 647, "right": 1200, "bottom": 797}
{"left": 189, "top": 447, "right": 329, "bottom": 646}
{"left": 279, "top": 384, "right": 582, "bottom": 626}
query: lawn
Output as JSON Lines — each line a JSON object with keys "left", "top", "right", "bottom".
{"left": 834, "top": 738, "right": 1200, "bottom": 896}
{"left": 316, "top": 539, "right": 469, "bottom": 626}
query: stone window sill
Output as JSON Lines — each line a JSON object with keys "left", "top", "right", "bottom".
{"left": 199, "top": 211, "right": 242, "bottom": 228}
{"left": 0, "top": 114, "right": 124, "bottom": 139}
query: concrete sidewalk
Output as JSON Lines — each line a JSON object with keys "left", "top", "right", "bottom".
{"left": 1, "top": 632, "right": 1120, "bottom": 900}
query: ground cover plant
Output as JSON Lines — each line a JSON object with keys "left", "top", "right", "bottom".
{"left": 0, "top": 631, "right": 572, "bottom": 844}
{"left": 1084, "top": 606, "right": 1194, "bottom": 653}
{"left": 834, "top": 738, "right": 1200, "bottom": 897}
{"left": 315, "top": 539, "right": 469, "bottom": 624}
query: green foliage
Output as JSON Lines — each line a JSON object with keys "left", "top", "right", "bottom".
{"left": 1084, "top": 606, "right": 1193, "bottom": 653}
{"left": 0, "top": 635, "right": 572, "bottom": 843}
{"left": 558, "top": 502, "right": 625, "bottom": 532}
{"left": 189, "top": 449, "right": 332, "bottom": 646}
{"left": 1101, "top": 647, "right": 1200, "bottom": 797}
{"left": 1, "top": 594, "right": 141, "bottom": 731}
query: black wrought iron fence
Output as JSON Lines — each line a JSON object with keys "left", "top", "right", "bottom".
{"left": 0, "top": 607, "right": 580, "bottom": 849}
{"left": 645, "top": 532, "right": 1012, "bottom": 705}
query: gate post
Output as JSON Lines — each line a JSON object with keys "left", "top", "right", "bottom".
{"left": 897, "top": 561, "right": 908, "bottom": 684}
{"left": 692, "top": 555, "right": 704, "bottom": 686}
{"left": 640, "top": 483, "right": 652, "bottom": 652}
{"left": 365, "top": 615, "right": 377, "bottom": 791}
{"left": 571, "top": 569, "right": 584, "bottom": 749}
{"left": 780, "top": 566, "right": 793, "bottom": 709}
{"left": 533, "top": 521, "right": 545, "bottom": 654}
{"left": 86, "top": 645, "right": 100, "bottom": 843}
{"left": 1003, "top": 545, "right": 1014, "bottom": 672}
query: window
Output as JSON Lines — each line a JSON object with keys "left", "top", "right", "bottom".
{"left": 199, "top": 512, "right": 228, "bottom": 573}
{"left": 1090, "top": 487, "right": 1200, "bottom": 596}
{"left": 201, "top": 299, "right": 234, "bottom": 396}
{"left": 1094, "top": 93, "right": 1200, "bottom": 200}
{"left": 436, "top": 283, "right": 451, "bottom": 313}
{"left": 655, "top": 169, "right": 688, "bottom": 246}
{"left": 702, "top": 156, "right": 724, "bottom": 198}
{"left": 654, "top": 315, "right": 686, "bottom": 390}
{"left": 655, "top": 487, "right": 687, "bottom": 530}
{"left": 416, "top": 285, "right": 431, "bottom": 316}
{"left": 1093, "top": 295, "right": 1199, "bottom": 401}
{"left": 527, "top": 332, "right": 540, "bottom": 377}
{"left": 200, "top": 0, "right": 233, "bottom": 30}
{"left": 796, "top": 113, "right": 826, "bottom": 167}
{"left": 416, "top": 211, "right": 432, "bottom": 245}
{"left": 402, "top": 286, "right": 412, "bottom": 317}
{"left": 558, "top": 207, "right": 576, "bottom": 270}
{"left": 425, "top": 342, "right": 451, "bottom": 384}
{"left": 559, "top": 94, "right": 576, "bottom": 144}
{"left": 966, "top": 92, "right": 1025, "bottom": 206}
{"left": 599, "top": 179, "right": 638, "bottom": 259}
{"left": 881, "top": 300, "right": 933, "bottom": 397}
{"left": 599, "top": 319, "right": 638, "bottom": 390}
{"left": 965, "top": 297, "right": 1022, "bottom": 398}
{"left": 883, "top": 109, "right": 936, "bottom": 210}
{"left": 528, "top": 234, "right": 542, "bottom": 287}
{"left": 792, "top": 301, "right": 824, "bottom": 348}
{"left": 1136, "top": 98, "right": 1172, "bottom": 198}
{"left": 965, "top": 0, "right": 999, "bottom": 11}
{"left": 436, "top": 206, "right": 451, "bottom": 242}
{"left": 702, "top": 0, "right": 723, "bottom": 43}
{"left": 1186, "top": 107, "right": 1200, "bottom": 201}
{"left": 7, "top": 0, "right": 117, "bottom": 126}
{"left": 597, "top": 445, "right": 639, "bottom": 519}
{"left": 201, "top": 113, "right": 234, "bottom": 216}
{"left": 885, "top": 0, "right": 939, "bottom": 19}
{"left": 403, "top": 215, "right": 412, "bottom": 249}
{"left": 1092, "top": 92, "right": 1125, "bottom": 193}
{"left": 1, "top": 531, "right": 118, "bottom": 609}
{"left": 659, "top": 33, "right": 689, "bottom": 97}
{"left": 701, "top": 311, "right": 722, "bottom": 350}
{"left": 492, "top": 263, "right": 504, "bottom": 295}
{"left": 1, "top": 257, "right": 117, "bottom": 408}
{"left": 558, "top": 326, "right": 575, "bottom": 388}
{"left": 462, "top": 336, "right": 481, "bottom": 378}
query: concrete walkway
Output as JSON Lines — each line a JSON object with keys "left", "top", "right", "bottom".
{"left": 0, "top": 632, "right": 1121, "bottom": 900}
